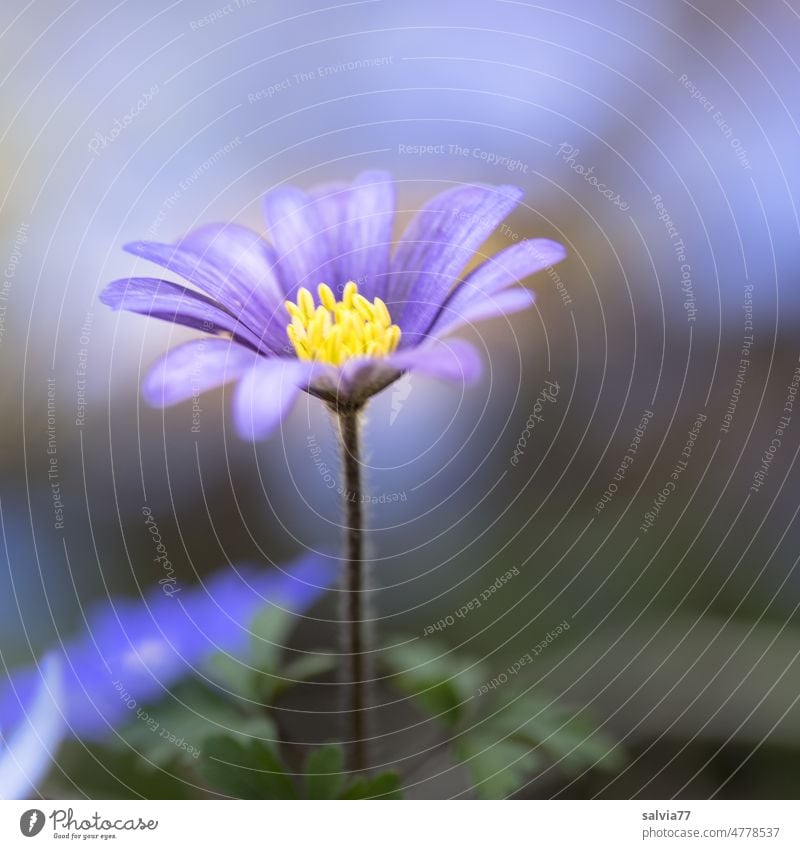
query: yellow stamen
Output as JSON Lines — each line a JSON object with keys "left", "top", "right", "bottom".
{"left": 297, "top": 287, "right": 315, "bottom": 319}
{"left": 318, "top": 283, "right": 337, "bottom": 311}
{"left": 284, "top": 281, "right": 402, "bottom": 367}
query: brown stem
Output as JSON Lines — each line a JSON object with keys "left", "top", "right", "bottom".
{"left": 337, "top": 405, "right": 369, "bottom": 772}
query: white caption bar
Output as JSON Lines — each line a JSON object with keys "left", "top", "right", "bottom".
{"left": 1, "top": 799, "right": 797, "bottom": 847}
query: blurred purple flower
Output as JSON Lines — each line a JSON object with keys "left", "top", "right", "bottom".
{"left": 101, "top": 172, "right": 565, "bottom": 439}
{"left": 0, "top": 653, "right": 64, "bottom": 800}
{"left": 0, "top": 553, "right": 333, "bottom": 797}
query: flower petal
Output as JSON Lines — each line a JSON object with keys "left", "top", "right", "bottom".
{"left": 262, "top": 172, "right": 395, "bottom": 299}
{"left": 426, "top": 237, "right": 564, "bottom": 337}
{"left": 388, "top": 338, "right": 482, "bottom": 384}
{"left": 186, "top": 552, "right": 335, "bottom": 651}
{"left": 1, "top": 557, "right": 337, "bottom": 741}
{"left": 0, "top": 653, "right": 65, "bottom": 800}
{"left": 124, "top": 240, "right": 286, "bottom": 353}
{"left": 438, "top": 238, "right": 565, "bottom": 315}
{"left": 306, "top": 180, "right": 349, "bottom": 288}
{"left": 428, "top": 288, "right": 537, "bottom": 339}
{"left": 142, "top": 339, "right": 257, "bottom": 408}
{"left": 233, "top": 358, "right": 314, "bottom": 441}
{"left": 342, "top": 170, "right": 395, "bottom": 299}
{"left": 262, "top": 186, "right": 335, "bottom": 296}
{"left": 100, "top": 277, "right": 265, "bottom": 351}
{"left": 391, "top": 183, "right": 524, "bottom": 339}
{"left": 177, "top": 222, "right": 285, "bottom": 315}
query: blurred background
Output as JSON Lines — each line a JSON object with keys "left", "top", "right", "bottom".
{"left": 2, "top": 0, "right": 800, "bottom": 798}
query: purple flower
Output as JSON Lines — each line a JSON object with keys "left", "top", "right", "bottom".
{"left": 101, "top": 172, "right": 566, "bottom": 439}
{"left": 0, "top": 553, "right": 333, "bottom": 796}
{"left": 0, "top": 653, "right": 64, "bottom": 800}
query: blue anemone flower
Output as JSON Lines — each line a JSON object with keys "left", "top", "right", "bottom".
{"left": 0, "top": 553, "right": 332, "bottom": 798}
{"left": 101, "top": 172, "right": 566, "bottom": 439}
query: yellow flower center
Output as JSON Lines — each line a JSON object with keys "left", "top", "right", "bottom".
{"left": 284, "top": 281, "right": 401, "bottom": 366}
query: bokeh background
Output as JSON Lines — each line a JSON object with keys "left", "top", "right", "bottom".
{"left": 2, "top": 0, "right": 800, "bottom": 798}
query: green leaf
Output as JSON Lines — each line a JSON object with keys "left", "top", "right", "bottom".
{"left": 304, "top": 745, "right": 346, "bottom": 799}
{"left": 207, "top": 609, "right": 327, "bottom": 703}
{"left": 106, "top": 679, "right": 277, "bottom": 768}
{"left": 271, "top": 652, "right": 338, "bottom": 700}
{"left": 249, "top": 606, "right": 297, "bottom": 672}
{"left": 45, "top": 741, "right": 197, "bottom": 800}
{"left": 455, "top": 733, "right": 541, "bottom": 800}
{"left": 493, "top": 692, "right": 625, "bottom": 773}
{"left": 341, "top": 771, "right": 403, "bottom": 799}
{"left": 205, "top": 652, "right": 260, "bottom": 701}
{"left": 204, "top": 605, "right": 300, "bottom": 702}
{"left": 200, "top": 735, "right": 297, "bottom": 799}
{"left": 381, "top": 638, "right": 623, "bottom": 796}
{"left": 383, "top": 640, "right": 485, "bottom": 728}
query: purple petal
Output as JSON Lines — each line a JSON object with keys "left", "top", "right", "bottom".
{"left": 233, "top": 358, "right": 314, "bottom": 441}
{"left": 342, "top": 170, "right": 395, "bottom": 299}
{"left": 58, "top": 604, "right": 191, "bottom": 735}
{"left": 143, "top": 339, "right": 257, "bottom": 407}
{"left": 177, "top": 222, "right": 285, "bottom": 314}
{"left": 306, "top": 181, "right": 349, "bottom": 288}
{"left": 100, "top": 277, "right": 266, "bottom": 351}
{"left": 0, "top": 670, "right": 37, "bottom": 741}
{"left": 262, "top": 186, "right": 335, "bottom": 296}
{"left": 124, "top": 240, "right": 286, "bottom": 353}
{"left": 186, "top": 552, "right": 335, "bottom": 651}
{"left": 262, "top": 551, "right": 337, "bottom": 607}
{"left": 0, "top": 653, "right": 65, "bottom": 800}
{"left": 308, "top": 180, "right": 349, "bottom": 219}
{"left": 64, "top": 556, "right": 334, "bottom": 739}
{"left": 391, "top": 184, "right": 524, "bottom": 339}
{"left": 443, "top": 238, "right": 565, "bottom": 309}
{"left": 388, "top": 338, "right": 482, "bottom": 384}
{"left": 263, "top": 172, "right": 396, "bottom": 299}
{"left": 428, "top": 288, "right": 537, "bottom": 339}
{"left": 337, "top": 355, "right": 392, "bottom": 388}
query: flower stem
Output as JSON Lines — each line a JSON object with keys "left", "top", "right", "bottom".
{"left": 337, "top": 405, "right": 369, "bottom": 773}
